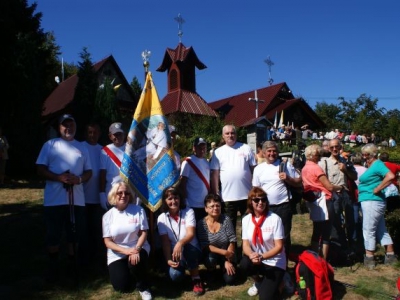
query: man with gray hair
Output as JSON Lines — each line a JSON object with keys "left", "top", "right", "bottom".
{"left": 210, "top": 125, "right": 256, "bottom": 233}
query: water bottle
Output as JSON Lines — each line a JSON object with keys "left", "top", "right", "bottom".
{"left": 299, "top": 276, "right": 306, "bottom": 299}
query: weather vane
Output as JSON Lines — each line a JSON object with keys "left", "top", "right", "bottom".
{"left": 264, "top": 56, "right": 274, "bottom": 86}
{"left": 174, "top": 13, "right": 185, "bottom": 43}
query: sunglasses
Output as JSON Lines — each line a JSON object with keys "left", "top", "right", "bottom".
{"left": 117, "top": 191, "right": 131, "bottom": 196}
{"left": 252, "top": 197, "right": 268, "bottom": 203}
{"left": 329, "top": 145, "right": 340, "bottom": 149}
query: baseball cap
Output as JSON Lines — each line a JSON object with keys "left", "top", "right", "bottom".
{"left": 109, "top": 122, "right": 124, "bottom": 135}
{"left": 169, "top": 125, "right": 177, "bottom": 133}
{"left": 59, "top": 114, "right": 75, "bottom": 124}
{"left": 193, "top": 137, "right": 206, "bottom": 147}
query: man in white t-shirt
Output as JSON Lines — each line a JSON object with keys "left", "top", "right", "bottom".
{"left": 252, "top": 141, "right": 302, "bottom": 262}
{"left": 81, "top": 123, "right": 103, "bottom": 260}
{"left": 36, "top": 114, "right": 92, "bottom": 282}
{"left": 99, "top": 122, "right": 126, "bottom": 210}
{"left": 210, "top": 125, "right": 257, "bottom": 233}
{"left": 180, "top": 137, "right": 210, "bottom": 221}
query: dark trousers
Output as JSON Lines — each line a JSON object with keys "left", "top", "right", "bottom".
{"left": 108, "top": 249, "right": 149, "bottom": 293}
{"left": 269, "top": 202, "right": 292, "bottom": 259}
{"left": 240, "top": 255, "right": 285, "bottom": 299}
{"left": 331, "top": 191, "right": 354, "bottom": 248}
{"left": 223, "top": 199, "right": 247, "bottom": 234}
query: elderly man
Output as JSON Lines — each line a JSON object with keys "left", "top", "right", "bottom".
{"left": 180, "top": 137, "right": 210, "bottom": 221}
{"left": 210, "top": 125, "right": 256, "bottom": 233}
{"left": 252, "top": 141, "right": 302, "bottom": 263}
{"left": 99, "top": 122, "right": 126, "bottom": 210}
{"left": 36, "top": 114, "right": 92, "bottom": 282}
{"left": 319, "top": 138, "right": 358, "bottom": 250}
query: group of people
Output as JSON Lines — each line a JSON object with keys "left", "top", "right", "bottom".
{"left": 35, "top": 115, "right": 398, "bottom": 299}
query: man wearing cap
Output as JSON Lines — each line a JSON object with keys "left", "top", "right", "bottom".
{"left": 210, "top": 125, "right": 257, "bottom": 233}
{"left": 180, "top": 137, "right": 210, "bottom": 221}
{"left": 36, "top": 114, "right": 92, "bottom": 282}
{"left": 99, "top": 122, "right": 126, "bottom": 210}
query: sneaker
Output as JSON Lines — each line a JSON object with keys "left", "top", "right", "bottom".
{"left": 247, "top": 283, "right": 259, "bottom": 296}
{"left": 192, "top": 279, "right": 205, "bottom": 295}
{"left": 384, "top": 254, "right": 398, "bottom": 266}
{"left": 139, "top": 289, "right": 152, "bottom": 300}
{"left": 364, "top": 255, "right": 375, "bottom": 270}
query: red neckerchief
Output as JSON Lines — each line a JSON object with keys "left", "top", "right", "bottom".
{"left": 252, "top": 214, "right": 266, "bottom": 246}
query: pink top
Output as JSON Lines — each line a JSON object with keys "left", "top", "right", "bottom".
{"left": 301, "top": 160, "right": 332, "bottom": 199}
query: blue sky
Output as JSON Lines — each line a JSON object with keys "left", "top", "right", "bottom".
{"left": 32, "top": 0, "right": 400, "bottom": 111}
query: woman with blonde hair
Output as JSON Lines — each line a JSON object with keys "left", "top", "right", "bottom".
{"left": 301, "top": 144, "right": 342, "bottom": 259}
{"left": 102, "top": 180, "right": 152, "bottom": 299}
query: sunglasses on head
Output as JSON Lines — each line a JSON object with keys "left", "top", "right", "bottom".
{"left": 252, "top": 197, "right": 268, "bottom": 203}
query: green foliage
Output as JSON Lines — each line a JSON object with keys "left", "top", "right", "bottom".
{"left": 130, "top": 76, "right": 142, "bottom": 99}
{"left": 386, "top": 208, "right": 400, "bottom": 253}
{"left": 73, "top": 47, "right": 98, "bottom": 140}
{"left": 0, "top": 0, "right": 60, "bottom": 176}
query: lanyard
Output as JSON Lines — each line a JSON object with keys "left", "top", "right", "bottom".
{"left": 168, "top": 211, "right": 182, "bottom": 242}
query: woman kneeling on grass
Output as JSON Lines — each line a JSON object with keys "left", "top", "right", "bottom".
{"left": 157, "top": 186, "right": 205, "bottom": 296}
{"left": 102, "top": 181, "right": 152, "bottom": 300}
{"left": 196, "top": 193, "right": 237, "bottom": 285}
{"left": 240, "top": 186, "right": 286, "bottom": 299}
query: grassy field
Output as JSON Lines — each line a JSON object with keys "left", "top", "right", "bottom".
{"left": 0, "top": 181, "right": 399, "bottom": 299}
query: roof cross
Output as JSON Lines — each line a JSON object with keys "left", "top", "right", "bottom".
{"left": 264, "top": 56, "right": 274, "bottom": 85}
{"left": 174, "top": 13, "right": 185, "bottom": 43}
{"left": 248, "top": 90, "right": 265, "bottom": 118}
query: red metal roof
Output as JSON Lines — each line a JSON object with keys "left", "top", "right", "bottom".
{"left": 208, "top": 83, "right": 290, "bottom": 127}
{"left": 161, "top": 90, "right": 217, "bottom": 117}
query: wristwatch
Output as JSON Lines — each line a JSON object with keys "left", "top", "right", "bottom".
{"left": 136, "top": 245, "right": 142, "bottom": 251}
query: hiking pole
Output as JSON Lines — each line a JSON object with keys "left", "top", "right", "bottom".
{"left": 66, "top": 182, "right": 79, "bottom": 289}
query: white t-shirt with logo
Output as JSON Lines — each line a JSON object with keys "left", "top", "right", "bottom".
{"left": 36, "top": 138, "right": 92, "bottom": 206}
{"left": 242, "top": 211, "right": 286, "bottom": 270}
{"left": 210, "top": 142, "right": 256, "bottom": 201}
{"left": 102, "top": 204, "right": 150, "bottom": 265}
{"left": 180, "top": 155, "right": 210, "bottom": 208}
{"left": 157, "top": 207, "right": 200, "bottom": 249}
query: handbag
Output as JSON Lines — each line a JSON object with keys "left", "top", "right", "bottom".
{"left": 306, "top": 192, "right": 329, "bottom": 222}
{"left": 384, "top": 183, "right": 399, "bottom": 198}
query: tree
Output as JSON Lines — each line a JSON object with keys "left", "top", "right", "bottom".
{"left": 72, "top": 47, "right": 98, "bottom": 140}
{"left": 0, "top": 0, "right": 60, "bottom": 177}
{"left": 314, "top": 102, "right": 343, "bottom": 131}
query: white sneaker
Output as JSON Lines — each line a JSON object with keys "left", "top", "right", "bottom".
{"left": 139, "top": 289, "right": 152, "bottom": 300}
{"left": 247, "top": 283, "right": 259, "bottom": 296}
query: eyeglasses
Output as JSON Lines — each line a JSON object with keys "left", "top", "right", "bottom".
{"left": 117, "top": 191, "right": 131, "bottom": 196}
{"left": 252, "top": 197, "right": 268, "bottom": 203}
{"left": 207, "top": 204, "right": 221, "bottom": 209}
{"left": 329, "top": 145, "right": 340, "bottom": 149}
{"left": 361, "top": 153, "right": 370, "bottom": 157}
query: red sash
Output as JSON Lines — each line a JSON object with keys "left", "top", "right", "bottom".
{"left": 184, "top": 157, "right": 210, "bottom": 192}
{"left": 252, "top": 214, "right": 266, "bottom": 246}
{"left": 103, "top": 146, "right": 122, "bottom": 168}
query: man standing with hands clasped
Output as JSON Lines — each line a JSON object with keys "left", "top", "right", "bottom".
{"left": 36, "top": 114, "right": 92, "bottom": 282}
{"left": 210, "top": 125, "right": 257, "bottom": 234}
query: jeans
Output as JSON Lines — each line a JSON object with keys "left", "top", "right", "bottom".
{"left": 169, "top": 243, "right": 202, "bottom": 282}
{"left": 203, "top": 251, "right": 236, "bottom": 285}
{"left": 361, "top": 200, "right": 393, "bottom": 252}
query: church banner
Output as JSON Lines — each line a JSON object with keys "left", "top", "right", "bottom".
{"left": 120, "top": 72, "right": 179, "bottom": 212}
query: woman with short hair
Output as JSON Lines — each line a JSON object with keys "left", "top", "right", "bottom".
{"left": 358, "top": 143, "right": 397, "bottom": 269}
{"left": 196, "top": 193, "right": 237, "bottom": 285}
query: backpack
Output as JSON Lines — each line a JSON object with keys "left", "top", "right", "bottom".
{"left": 295, "top": 250, "right": 334, "bottom": 300}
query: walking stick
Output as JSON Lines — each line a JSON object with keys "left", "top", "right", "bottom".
{"left": 66, "top": 182, "right": 79, "bottom": 288}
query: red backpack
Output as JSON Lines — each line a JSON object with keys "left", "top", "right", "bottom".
{"left": 295, "top": 250, "right": 334, "bottom": 300}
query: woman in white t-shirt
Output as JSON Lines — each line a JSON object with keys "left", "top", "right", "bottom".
{"left": 240, "top": 186, "right": 286, "bottom": 299}
{"left": 157, "top": 187, "right": 204, "bottom": 296}
{"left": 102, "top": 182, "right": 152, "bottom": 300}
